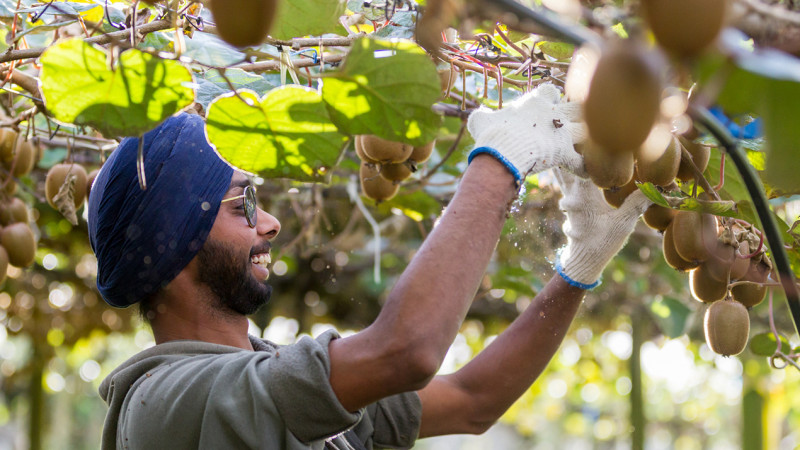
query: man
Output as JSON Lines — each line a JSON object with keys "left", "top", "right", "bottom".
{"left": 89, "top": 85, "right": 649, "bottom": 449}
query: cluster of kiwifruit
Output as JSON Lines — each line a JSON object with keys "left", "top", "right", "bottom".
{"left": 0, "top": 128, "right": 40, "bottom": 280}
{"left": 655, "top": 205, "right": 771, "bottom": 356}
{"left": 355, "top": 135, "right": 435, "bottom": 202}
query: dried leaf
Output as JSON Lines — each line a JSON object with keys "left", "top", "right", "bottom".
{"left": 53, "top": 172, "right": 78, "bottom": 225}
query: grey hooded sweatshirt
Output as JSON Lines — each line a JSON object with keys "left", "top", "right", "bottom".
{"left": 99, "top": 330, "right": 421, "bottom": 449}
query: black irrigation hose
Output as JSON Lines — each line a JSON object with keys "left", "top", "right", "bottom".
{"left": 483, "top": 0, "right": 800, "bottom": 338}
{"left": 691, "top": 106, "right": 800, "bottom": 338}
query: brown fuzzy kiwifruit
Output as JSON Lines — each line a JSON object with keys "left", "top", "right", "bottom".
{"left": 5, "top": 135, "right": 37, "bottom": 177}
{"left": 636, "top": 135, "right": 681, "bottom": 187}
{"left": 0, "top": 204, "right": 10, "bottom": 226}
{"left": 641, "top": 0, "right": 728, "bottom": 58}
{"left": 380, "top": 161, "right": 413, "bottom": 182}
{"left": 3, "top": 180, "right": 16, "bottom": 196}
{"left": 690, "top": 263, "right": 729, "bottom": 303}
{"left": 582, "top": 140, "right": 635, "bottom": 189}
{"left": 731, "top": 282, "right": 767, "bottom": 308}
{"left": 0, "top": 245, "right": 7, "bottom": 284}
{"left": 643, "top": 204, "right": 676, "bottom": 231}
{"left": 86, "top": 168, "right": 101, "bottom": 201}
{"left": 676, "top": 136, "right": 711, "bottom": 181}
{"left": 584, "top": 40, "right": 664, "bottom": 153}
{"left": 354, "top": 135, "right": 378, "bottom": 163}
{"left": 360, "top": 135, "right": 414, "bottom": 164}
{"left": 662, "top": 222, "right": 700, "bottom": 271}
{"left": 360, "top": 162, "right": 398, "bottom": 202}
{"left": 208, "top": 0, "right": 277, "bottom": 48}
{"left": 409, "top": 141, "right": 435, "bottom": 164}
{"left": 1, "top": 197, "right": 29, "bottom": 225}
{"left": 671, "top": 211, "right": 717, "bottom": 263}
{"left": 602, "top": 178, "right": 638, "bottom": 208}
{"left": 729, "top": 241, "right": 751, "bottom": 281}
{"left": 704, "top": 240, "right": 736, "bottom": 283}
{"left": 0, "top": 128, "right": 17, "bottom": 162}
{"left": 0, "top": 222, "right": 36, "bottom": 267}
{"left": 46, "top": 163, "right": 89, "bottom": 209}
{"left": 742, "top": 260, "right": 771, "bottom": 284}
{"left": 704, "top": 299, "right": 750, "bottom": 356}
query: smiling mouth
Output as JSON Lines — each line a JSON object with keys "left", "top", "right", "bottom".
{"left": 250, "top": 252, "right": 271, "bottom": 279}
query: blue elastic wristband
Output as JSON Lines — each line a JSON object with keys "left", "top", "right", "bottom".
{"left": 555, "top": 258, "right": 601, "bottom": 290}
{"left": 468, "top": 147, "right": 523, "bottom": 182}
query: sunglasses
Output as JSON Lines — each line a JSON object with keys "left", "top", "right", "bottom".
{"left": 220, "top": 184, "right": 257, "bottom": 228}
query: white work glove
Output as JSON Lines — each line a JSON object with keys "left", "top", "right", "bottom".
{"left": 467, "top": 84, "right": 586, "bottom": 182}
{"left": 554, "top": 169, "right": 651, "bottom": 289}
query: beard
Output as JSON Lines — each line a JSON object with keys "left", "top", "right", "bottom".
{"left": 196, "top": 237, "right": 272, "bottom": 316}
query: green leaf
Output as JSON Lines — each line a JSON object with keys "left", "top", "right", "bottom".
{"left": 648, "top": 297, "right": 691, "bottom": 338}
{"left": 761, "top": 81, "right": 800, "bottom": 195}
{"left": 195, "top": 69, "right": 279, "bottom": 109}
{"left": 537, "top": 41, "right": 574, "bottom": 60}
{"left": 373, "top": 10, "right": 416, "bottom": 39}
{"left": 749, "top": 332, "right": 790, "bottom": 356}
{"left": 271, "top": 0, "right": 347, "bottom": 39}
{"left": 39, "top": 38, "right": 194, "bottom": 137}
{"left": 183, "top": 31, "right": 247, "bottom": 67}
{"left": 206, "top": 86, "right": 348, "bottom": 181}
{"left": 322, "top": 37, "right": 442, "bottom": 146}
{"left": 637, "top": 182, "right": 737, "bottom": 216}
{"left": 0, "top": 0, "right": 33, "bottom": 17}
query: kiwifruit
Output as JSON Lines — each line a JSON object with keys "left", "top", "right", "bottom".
{"left": 676, "top": 136, "right": 711, "bottom": 181}
{"left": 354, "top": 135, "right": 378, "bottom": 164}
{"left": 641, "top": 0, "right": 728, "bottom": 58}
{"left": 5, "top": 135, "right": 37, "bottom": 177}
{"left": 209, "top": 0, "right": 277, "bottom": 48}
{"left": 704, "top": 240, "right": 735, "bottom": 283}
{"left": 584, "top": 40, "right": 664, "bottom": 153}
{"left": 0, "top": 128, "right": 17, "bottom": 161}
{"left": 380, "top": 161, "right": 413, "bottom": 182}
{"left": 690, "top": 263, "right": 728, "bottom": 303}
{"left": 360, "top": 162, "right": 399, "bottom": 202}
{"left": 729, "top": 241, "right": 751, "bottom": 281}
{"left": 662, "top": 222, "right": 700, "bottom": 271}
{"left": 409, "top": 141, "right": 435, "bottom": 164}
{"left": 704, "top": 299, "right": 750, "bottom": 356}
{"left": 0, "top": 245, "right": 7, "bottom": 284}
{"left": 636, "top": 135, "right": 681, "bottom": 187}
{"left": 671, "top": 211, "right": 717, "bottom": 263}
{"left": 360, "top": 135, "right": 414, "bottom": 164}
{"left": 583, "top": 140, "right": 635, "bottom": 189}
{"left": 731, "top": 282, "right": 767, "bottom": 308}
{"left": 3, "top": 197, "right": 29, "bottom": 225}
{"left": 0, "top": 203, "right": 10, "bottom": 226}
{"left": 742, "top": 260, "right": 771, "bottom": 284}
{"left": 643, "top": 204, "right": 676, "bottom": 231}
{"left": 3, "top": 180, "right": 16, "bottom": 196}
{"left": 0, "top": 222, "right": 36, "bottom": 267}
{"left": 45, "top": 163, "right": 88, "bottom": 209}
{"left": 602, "top": 178, "right": 638, "bottom": 208}
{"left": 86, "top": 168, "right": 101, "bottom": 201}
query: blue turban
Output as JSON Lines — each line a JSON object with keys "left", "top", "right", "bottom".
{"left": 88, "top": 113, "right": 234, "bottom": 308}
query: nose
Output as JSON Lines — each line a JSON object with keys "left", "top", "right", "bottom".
{"left": 256, "top": 207, "right": 280, "bottom": 239}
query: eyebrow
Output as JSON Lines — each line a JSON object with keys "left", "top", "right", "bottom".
{"left": 226, "top": 179, "right": 251, "bottom": 194}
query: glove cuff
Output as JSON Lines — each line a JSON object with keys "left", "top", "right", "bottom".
{"left": 556, "top": 249, "right": 602, "bottom": 290}
{"left": 468, "top": 146, "right": 523, "bottom": 182}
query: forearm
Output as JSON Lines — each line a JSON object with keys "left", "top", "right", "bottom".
{"left": 418, "top": 275, "right": 585, "bottom": 437}
{"left": 329, "top": 155, "right": 519, "bottom": 410}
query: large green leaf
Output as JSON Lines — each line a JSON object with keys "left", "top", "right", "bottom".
{"left": 637, "top": 182, "right": 737, "bottom": 217}
{"left": 648, "top": 297, "right": 691, "bottom": 339}
{"left": 206, "top": 86, "right": 347, "bottom": 181}
{"left": 321, "top": 37, "right": 442, "bottom": 146}
{"left": 761, "top": 81, "right": 800, "bottom": 195}
{"left": 39, "top": 38, "right": 194, "bottom": 137}
{"left": 195, "top": 69, "right": 279, "bottom": 109}
{"left": 271, "top": 0, "right": 346, "bottom": 39}
{"left": 749, "top": 332, "right": 790, "bottom": 356}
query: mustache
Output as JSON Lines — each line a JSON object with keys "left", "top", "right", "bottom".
{"left": 249, "top": 242, "right": 272, "bottom": 257}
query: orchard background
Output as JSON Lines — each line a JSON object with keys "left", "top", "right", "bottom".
{"left": 1, "top": 0, "right": 800, "bottom": 448}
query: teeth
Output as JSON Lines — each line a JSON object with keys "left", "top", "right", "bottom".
{"left": 250, "top": 253, "right": 271, "bottom": 267}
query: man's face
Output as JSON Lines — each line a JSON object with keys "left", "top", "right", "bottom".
{"left": 198, "top": 172, "right": 281, "bottom": 316}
